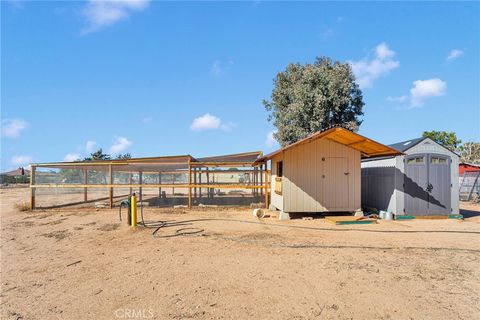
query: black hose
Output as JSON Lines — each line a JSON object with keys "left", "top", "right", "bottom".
{"left": 144, "top": 217, "right": 480, "bottom": 235}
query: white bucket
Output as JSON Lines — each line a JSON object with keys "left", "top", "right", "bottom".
{"left": 384, "top": 212, "right": 393, "bottom": 220}
{"left": 253, "top": 208, "right": 265, "bottom": 219}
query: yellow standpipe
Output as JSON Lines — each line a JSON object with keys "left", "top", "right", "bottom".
{"left": 130, "top": 194, "right": 137, "bottom": 228}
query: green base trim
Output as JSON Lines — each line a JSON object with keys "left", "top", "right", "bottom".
{"left": 394, "top": 215, "right": 416, "bottom": 220}
{"left": 448, "top": 214, "right": 463, "bottom": 219}
{"left": 336, "top": 220, "right": 377, "bottom": 225}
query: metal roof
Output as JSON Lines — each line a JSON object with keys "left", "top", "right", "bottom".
{"left": 388, "top": 137, "right": 426, "bottom": 153}
{"left": 256, "top": 126, "right": 402, "bottom": 162}
{"left": 31, "top": 151, "right": 262, "bottom": 171}
{"left": 195, "top": 151, "right": 262, "bottom": 164}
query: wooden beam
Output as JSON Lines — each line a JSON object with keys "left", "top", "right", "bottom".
{"left": 260, "top": 164, "right": 263, "bottom": 197}
{"left": 188, "top": 160, "right": 192, "bottom": 208}
{"left": 83, "top": 169, "right": 88, "bottom": 202}
{"left": 109, "top": 164, "right": 113, "bottom": 209}
{"left": 346, "top": 138, "right": 368, "bottom": 146}
{"left": 193, "top": 167, "right": 197, "bottom": 198}
{"left": 158, "top": 172, "right": 162, "bottom": 201}
{"left": 32, "top": 183, "right": 269, "bottom": 189}
{"left": 139, "top": 171, "right": 143, "bottom": 204}
{"left": 30, "top": 166, "right": 36, "bottom": 210}
{"left": 264, "top": 163, "right": 268, "bottom": 209}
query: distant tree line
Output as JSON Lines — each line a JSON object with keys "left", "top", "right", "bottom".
{"left": 422, "top": 130, "right": 479, "bottom": 165}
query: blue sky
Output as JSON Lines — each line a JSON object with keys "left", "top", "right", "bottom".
{"left": 1, "top": 1, "right": 479, "bottom": 170}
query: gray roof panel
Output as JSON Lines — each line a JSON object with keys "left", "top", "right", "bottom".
{"left": 388, "top": 137, "right": 426, "bottom": 152}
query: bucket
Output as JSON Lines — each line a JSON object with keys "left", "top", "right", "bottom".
{"left": 384, "top": 212, "right": 393, "bottom": 220}
{"left": 379, "top": 210, "right": 386, "bottom": 219}
{"left": 253, "top": 208, "right": 265, "bottom": 219}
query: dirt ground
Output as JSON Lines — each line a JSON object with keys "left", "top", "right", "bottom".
{"left": 1, "top": 188, "right": 479, "bottom": 320}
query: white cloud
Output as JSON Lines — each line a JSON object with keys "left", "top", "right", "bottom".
{"left": 109, "top": 136, "right": 132, "bottom": 153}
{"left": 349, "top": 42, "right": 400, "bottom": 88}
{"left": 190, "top": 113, "right": 221, "bottom": 131}
{"left": 10, "top": 155, "right": 32, "bottom": 167}
{"left": 386, "top": 95, "right": 408, "bottom": 103}
{"left": 447, "top": 49, "right": 464, "bottom": 61}
{"left": 265, "top": 130, "right": 278, "bottom": 148}
{"left": 1, "top": 118, "right": 28, "bottom": 138}
{"left": 81, "top": 0, "right": 150, "bottom": 35}
{"left": 210, "top": 60, "right": 234, "bottom": 77}
{"left": 85, "top": 140, "right": 97, "bottom": 152}
{"left": 410, "top": 78, "right": 447, "bottom": 107}
{"left": 375, "top": 42, "right": 395, "bottom": 60}
{"left": 190, "top": 113, "right": 234, "bottom": 132}
{"left": 64, "top": 153, "right": 81, "bottom": 162}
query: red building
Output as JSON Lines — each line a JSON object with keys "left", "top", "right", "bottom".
{"left": 459, "top": 162, "right": 480, "bottom": 175}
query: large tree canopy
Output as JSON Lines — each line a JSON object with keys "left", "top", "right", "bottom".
{"left": 263, "top": 57, "right": 364, "bottom": 146}
{"left": 422, "top": 130, "right": 462, "bottom": 151}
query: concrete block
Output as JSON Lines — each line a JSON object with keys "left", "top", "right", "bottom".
{"left": 278, "top": 211, "right": 290, "bottom": 221}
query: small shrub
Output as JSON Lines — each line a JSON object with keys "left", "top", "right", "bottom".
{"left": 15, "top": 202, "right": 31, "bottom": 212}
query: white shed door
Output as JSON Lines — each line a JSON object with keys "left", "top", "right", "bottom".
{"left": 323, "top": 157, "right": 349, "bottom": 209}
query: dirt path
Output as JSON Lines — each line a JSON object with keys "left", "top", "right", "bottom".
{"left": 1, "top": 188, "right": 479, "bottom": 319}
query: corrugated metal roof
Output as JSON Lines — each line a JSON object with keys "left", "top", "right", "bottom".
{"left": 195, "top": 151, "right": 262, "bottom": 163}
{"left": 256, "top": 126, "right": 402, "bottom": 162}
{"left": 31, "top": 151, "right": 262, "bottom": 170}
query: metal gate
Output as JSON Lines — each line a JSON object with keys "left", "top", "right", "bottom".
{"left": 404, "top": 154, "right": 451, "bottom": 215}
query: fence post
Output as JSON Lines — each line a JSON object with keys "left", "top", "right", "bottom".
{"left": 30, "top": 166, "right": 36, "bottom": 210}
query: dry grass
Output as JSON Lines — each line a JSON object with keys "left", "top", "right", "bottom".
{"left": 14, "top": 202, "right": 31, "bottom": 212}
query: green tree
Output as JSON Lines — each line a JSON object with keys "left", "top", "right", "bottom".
{"left": 116, "top": 153, "right": 132, "bottom": 160}
{"left": 458, "top": 142, "right": 480, "bottom": 165}
{"left": 83, "top": 148, "right": 111, "bottom": 161}
{"left": 422, "top": 131, "right": 461, "bottom": 151}
{"left": 263, "top": 57, "right": 364, "bottom": 146}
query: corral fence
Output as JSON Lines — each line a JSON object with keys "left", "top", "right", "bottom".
{"left": 459, "top": 171, "right": 480, "bottom": 201}
{"left": 29, "top": 152, "right": 269, "bottom": 210}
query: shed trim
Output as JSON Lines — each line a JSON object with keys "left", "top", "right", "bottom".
{"left": 256, "top": 127, "right": 402, "bottom": 162}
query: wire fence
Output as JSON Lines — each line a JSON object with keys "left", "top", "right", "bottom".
{"left": 30, "top": 156, "right": 268, "bottom": 209}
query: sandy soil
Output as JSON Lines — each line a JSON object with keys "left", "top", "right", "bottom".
{"left": 1, "top": 188, "right": 479, "bottom": 320}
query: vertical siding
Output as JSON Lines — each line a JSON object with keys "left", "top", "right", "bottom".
{"left": 361, "top": 138, "right": 460, "bottom": 215}
{"left": 361, "top": 157, "right": 397, "bottom": 212}
{"left": 283, "top": 138, "right": 361, "bottom": 212}
{"left": 407, "top": 138, "right": 459, "bottom": 214}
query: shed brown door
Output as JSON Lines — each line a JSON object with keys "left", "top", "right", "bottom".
{"left": 323, "top": 157, "right": 349, "bottom": 209}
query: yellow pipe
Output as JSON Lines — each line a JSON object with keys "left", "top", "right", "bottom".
{"left": 130, "top": 194, "right": 137, "bottom": 228}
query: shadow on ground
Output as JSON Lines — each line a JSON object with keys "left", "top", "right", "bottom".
{"left": 460, "top": 208, "right": 480, "bottom": 219}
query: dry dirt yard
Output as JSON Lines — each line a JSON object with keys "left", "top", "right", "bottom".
{"left": 1, "top": 188, "right": 479, "bottom": 320}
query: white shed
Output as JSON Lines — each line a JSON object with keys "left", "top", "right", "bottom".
{"left": 361, "top": 137, "right": 459, "bottom": 216}
{"left": 256, "top": 127, "right": 401, "bottom": 219}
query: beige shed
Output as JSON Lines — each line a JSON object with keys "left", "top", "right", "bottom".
{"left": 256, "top": 127, "right": 401, "bottom": 218}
